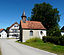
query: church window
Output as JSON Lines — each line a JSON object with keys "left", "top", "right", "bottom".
{"left": 30, "top": 30, "right": 33, "bottom": 36}
{"left": 40, "top": 31, "right": 43, "bottom": 35}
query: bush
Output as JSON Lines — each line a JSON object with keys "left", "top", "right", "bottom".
{"left": 60, "top": 36, "right": 64, "bottom": 45}
{"left": 26, "top": 37, "right": 42, "bottom": 43}
{"left": 43, "top": 36, "right": 64, "bottom": 45}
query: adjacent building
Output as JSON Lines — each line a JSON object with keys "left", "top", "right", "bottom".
{"left": 20, "top": 11, "right": 46, "bottom": 42}
{"left": 7, "top": 22, "right": 20, "bottom": 38}
{"left": 0, "top": 29, "right": 7, "bottom": 38}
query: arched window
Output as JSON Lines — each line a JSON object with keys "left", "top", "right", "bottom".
{"left": 40, "top": 31, "right": 43, "bottom": 35}
{"left": 30, "top": 30, "right": 33, "bottom": 36}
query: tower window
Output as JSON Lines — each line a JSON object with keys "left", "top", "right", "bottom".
{"left": 22, "top": 18, "right": 26, "bottom": 23}
{"left": 30, "top": 31, "right": 33, "bottom": 36}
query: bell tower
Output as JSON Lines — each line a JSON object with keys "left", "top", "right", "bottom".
{"left": 21, "top": 11, "right": 26, "bottom": 23}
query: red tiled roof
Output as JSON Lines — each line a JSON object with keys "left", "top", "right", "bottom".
{"left": 8, "top": 22, "right": 19, "bottom": 30}
{"left": 21, "top": 21, "right": 46, "bottom": 30}
{"left": 0, "top": 29, "right": 4, "bottom": 32}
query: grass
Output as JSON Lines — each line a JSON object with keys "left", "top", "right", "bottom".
{"left": 0, "top": 48, "right": 1, "bottom": 55}
{"left": 16, "top": 38, "right": 64, "bottom": 55}
{"left": 7, "top": 38, "right": 18, "bottom": 39}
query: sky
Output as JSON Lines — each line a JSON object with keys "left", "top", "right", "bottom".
{"left": 0, "top": 0, "right": 64, "bottom": 29}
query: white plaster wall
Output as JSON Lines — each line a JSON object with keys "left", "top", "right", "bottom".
{"left": 9, "top": 33, "right": 20, "bottom": 35}
{"left": 39, "top": 30, "right": 46, "bottom": 39}
{"left": 9, "top": 36, "right": 19, "bottom": 38}
{"left": 9, "top": 24, "right": 19, "bottom": 32}
{"left": 61, "top": 32, "right": 64, "bottom": 36}
{"left": 0, "top": 31, "right": 7, "bottom": 38}
{"left": 22, "top": 29, "right": 46, "bottom": 42}
{"left": 9, "top": 24, "right": 20, "bottom": 38}
{"left": 9, "top": 33, "right": 20, "bottom": 38}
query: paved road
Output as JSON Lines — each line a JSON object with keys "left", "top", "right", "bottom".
{"left": 0, "top": 39, "right": 57, "bottom": 55}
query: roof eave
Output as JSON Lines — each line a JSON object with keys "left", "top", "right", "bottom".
{"left": 22, "top": 28, "right": 46, "bottom": 30}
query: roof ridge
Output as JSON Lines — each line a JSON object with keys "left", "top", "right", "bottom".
{"left": 26, "top": 21, "right": 41, "bottom": 22}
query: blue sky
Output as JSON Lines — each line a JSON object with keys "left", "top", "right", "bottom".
{"left": 0, "top": 0, "right": 64, "bottom": 29}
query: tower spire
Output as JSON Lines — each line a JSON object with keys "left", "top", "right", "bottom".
{"left": 21, "top": 10, "right": 26, "bottom": 18}
{"left": 22, "top": 10, "right": 25, "bottom": 16}
{"left": 21, "top": 10, "right": 26, "bottom": 23}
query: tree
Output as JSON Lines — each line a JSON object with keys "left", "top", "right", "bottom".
{"left": 31, "top": 2, "right": 60, "bottom": 36}
{"left": 28, "top": 17, "right": 31, "bottom": 21}
{"left": 47, "top": 26, "right": 61, "bottom": 36}
{"left": 6, "top": 27, "right": 9, "bottom": 33}
{"left": 6, "top": 27, "right": 9, "bottom": 37}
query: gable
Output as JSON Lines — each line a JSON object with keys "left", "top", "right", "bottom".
{"left": 0, "top": 30, "right": 6, "bottom": 34}
{"left": 11, "top": 24, "right": 19, "bottom": 28}
{"left": 0, "top": 29, "right": 4, "bottom": 33}
{"left": 1, "top": 30, "right": 7, "bottom": 33}
{"left": 8, "top": 22, "right": 19, "bottom": 30}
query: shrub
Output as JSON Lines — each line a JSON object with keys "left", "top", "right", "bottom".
{"left": 47, "top": 26, "right": 61, "bottom": 37}
{"left": 26, "top": 37, "right": 42, "bottom": 43}
{"left": 43, "top": 36, "right": 64, "bottom": 45}
{"left": 60, "top": 36, "right": 64, "bottom": 45}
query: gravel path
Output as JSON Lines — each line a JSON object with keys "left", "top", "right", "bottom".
{"left": 0, "top": 39, "right": 57, "bottom": 55}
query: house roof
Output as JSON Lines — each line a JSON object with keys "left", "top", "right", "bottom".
{"left": 0, "top": 29, "right": 4, "bottom": 32}
{"left": 8, "top": 22, "right": 19, "bottom": 30}
{"left": 21, "top": 21, "right": 46, "bottom": 30}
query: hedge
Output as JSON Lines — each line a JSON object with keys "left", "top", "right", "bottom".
{"left": 43, "top": 36, "right": 64, "bottom": 45}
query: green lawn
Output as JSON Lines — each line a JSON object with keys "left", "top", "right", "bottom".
{"left": 16, "top": 39, "right": 64, "bottom": 55}
{"left": 0, "top": 48, "right": 1, "bottom": 55}
{"left": 7, "top": 38, "right": 16, "bottom": 39}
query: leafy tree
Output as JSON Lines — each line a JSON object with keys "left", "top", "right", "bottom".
{"left": 31, "top": 2, "right": 60, "bottom": 36}
{"left": 28, "top": 17, "right": 31, "bottom": 21}
{"left": 6, "top": 27, "right": 9, "bottom": 37}
{"left": 6, "top": 27, "right": 9, "bottom": 33}
{"left": 47, "top": 26, "right": 61, "bottom": 36}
